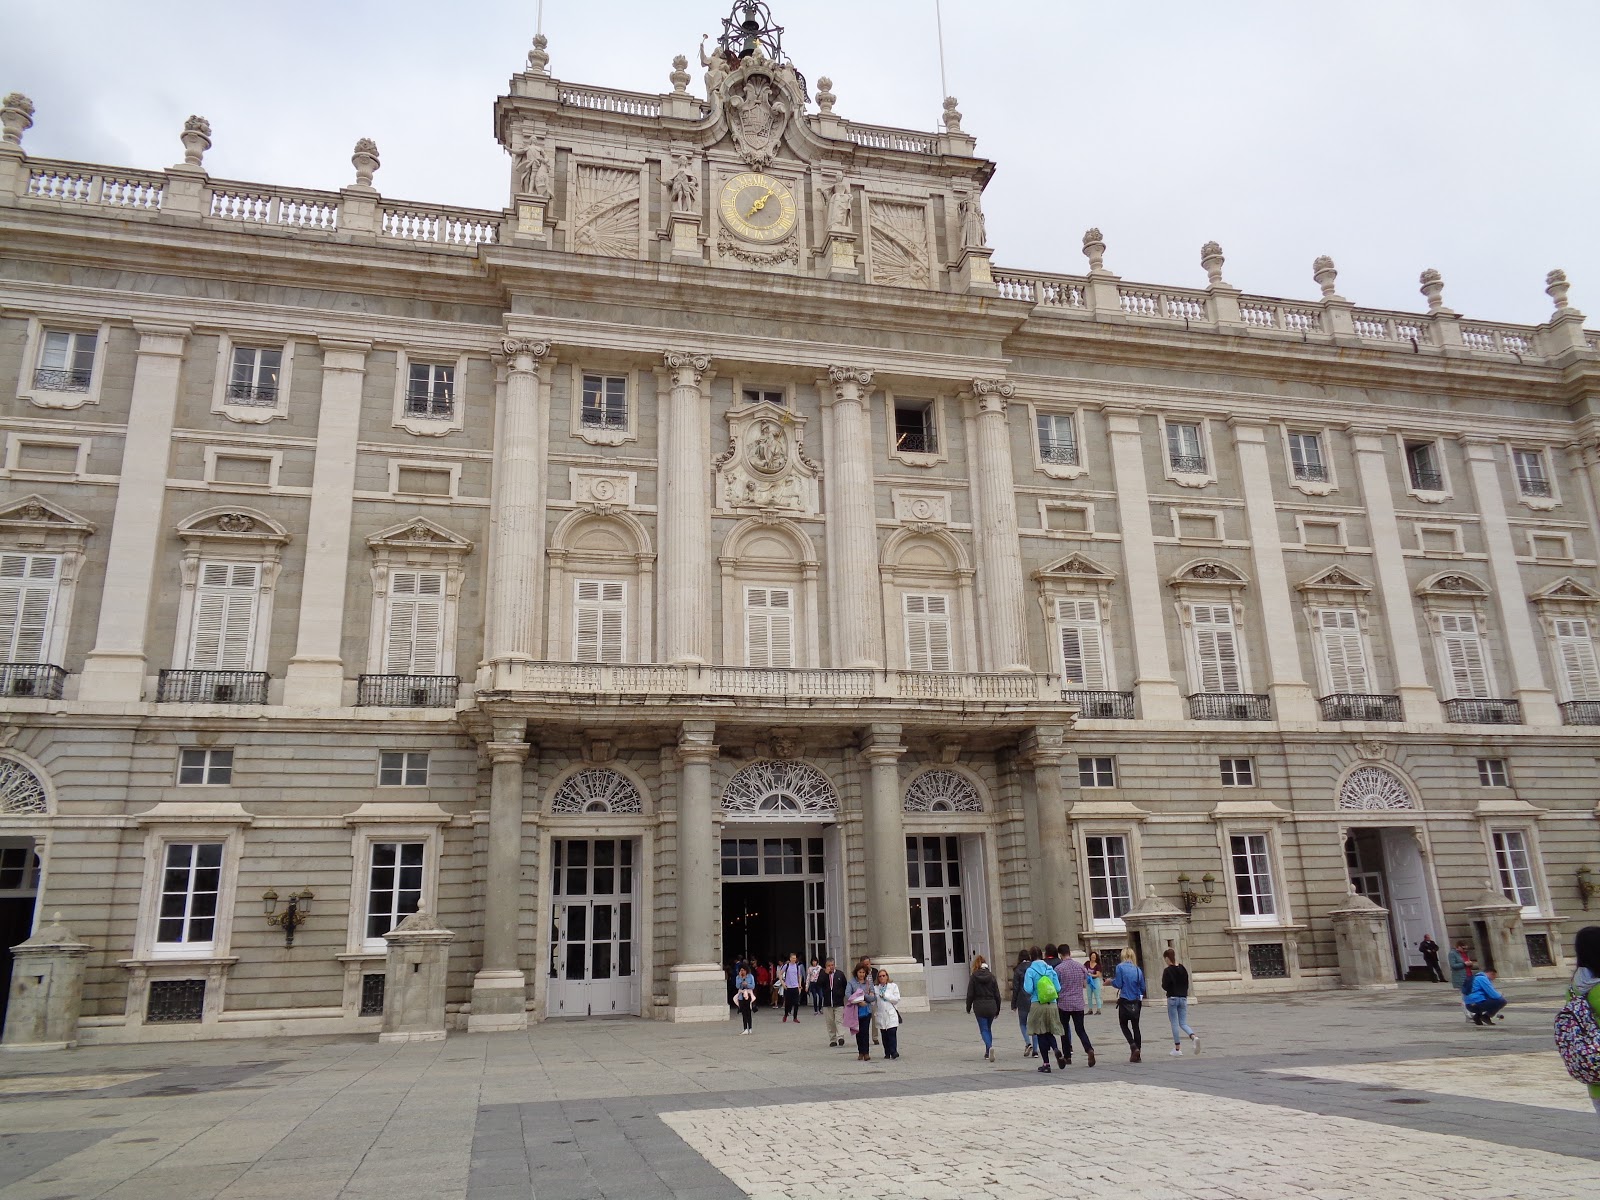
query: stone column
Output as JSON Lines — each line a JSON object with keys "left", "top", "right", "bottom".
{"left": 469, "top": 733, "right": 530, "bottom": 1031}
{"left": 1464, "top": 882, "right": 1534, "bottom": 982}
{"left": 824, "top": 367, "right": 885, "bottom": 668}
{"left": 484, "top": 337, "right": 553, "bottom": 688}
{"left": 859, "top": 724, "right": 926, "bottom": 1009}
{"left": 1230, "top": 419, "right": 1318, "bottom": 721}
{"left": 1104, "top": 406, "right": 1183, "bottom": 718}
{"left": 659, "top": 351, "right": 713, "bottom": 665}
{"left": 78, "top": 324, "right": 190, "bottom": 701}
{"left": 965, "top": 380, "right": 1030, "bottom": 672}
{"left": 283, "top": 339, "right": 369, "bottom": 707}
{"left": 1119, "top": 885, "right": 1190, "bottom": 972}
{"left": 1348, "top": 427, "right": 1441, "bottom": 723}
{"left": 668, "top": 721, "right": 726, "bottom": 1021}
{"left": 1, "top": 914, "right": 89, "bottom": 1051}
{"left": 1460, "top": 436, "right": 1560, "bottom": 725}
{"left": 379, "top": 909, "right": 455, "bottom": 1043}
{"left": 1020, "top": 726, "right": 1074, "bottom": 943}
{"left": 1329, "top": 890, "right": 1398, "bottom": 990}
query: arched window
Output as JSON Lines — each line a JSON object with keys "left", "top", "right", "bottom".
{"left": 721, "top": 760, "right": 838, "bottom": 819}
{"left": 1337, "top": 766, "right": 1415, "bottom": 811}
{"left": 903, "top": 769, "right": 982, "bottom": 813}
{"left": 0, "top": 758, "right": 49, "bottom": 815}
{"left": 551, "top": 768, "right": 642, "bottom": 815}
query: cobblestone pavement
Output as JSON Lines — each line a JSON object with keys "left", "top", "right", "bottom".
{"left": 0, "top": 982, "right": 1593, "bottom": 1199}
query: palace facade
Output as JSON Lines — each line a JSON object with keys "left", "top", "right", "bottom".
{"left": 1, "top": 8, "right": 1597, "bottom": 1042}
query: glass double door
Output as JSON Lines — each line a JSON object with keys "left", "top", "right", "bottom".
{"left": 547, "top": 838, "right": 639, "bottom": 1017}
{"left": 908, "top": 834, "right": 982, "bottom": 1000}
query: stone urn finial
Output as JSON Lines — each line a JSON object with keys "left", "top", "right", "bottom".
{"left": 1313, "top": 254, "right": 1338, "bottom": 299}
{"left": 179, "top": 115, "right": 212, "bottom": 168}
{"left": 1420, "top": 267, "right": 1446, "bottom": 312}
{"left": 942, "top": 96, "right": 963, "bottom": 134}
{"left": 670, "top": 54, "right": 690, "bottom": 94}
{"left": 1546, "top": 268, "right": 1571, "bottom": 311}
{"left": 527, "top": 32, "right": 550, "bottom": 75}
{"left": 1, "top": 92, "right": 34, "bottom": 148}
{"left": 815, "top": 76, "right": 836, "bottom": 115}
{"left": 1201, "top": 240, "right": 1226, "bottom": 287}
{"left": 351, "top": 137, "right": 380, "bottom": 188}
{"left": 1082, "top": 227, "right": 1106, "bottom": 273}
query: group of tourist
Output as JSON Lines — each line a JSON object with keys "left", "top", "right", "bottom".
{"left": 726, "top": 954, "right": 903, "bottom": 1057}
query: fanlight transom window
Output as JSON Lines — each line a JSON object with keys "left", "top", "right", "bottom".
{"left": 551, "top": 768, "right": 642, "bottom": 815}
{"left": 0, "top": 759, "right": 48, "bottom": 815}
{"left": 1337, "top": 766, "right": 1415, "bottom": 811}
{"left": 903, "top": 769, "right": 982, "bottom": 813}
{"left": 721, "top": 760, "right": 838, "bottom": 820}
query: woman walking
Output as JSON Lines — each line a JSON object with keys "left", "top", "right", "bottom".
{"left": 966, "top": 954, "right": 1002, "bottom": 1062}
{"left": 807, "top": 956, "right": 823, "bottom": 1013}
{"left": 874, "top": 968, "right": 902, "bottom": 1060}
{"left": 1567, "top": 926, "right": 1600, "bottom": 1123}
{"left": 846, "top": 963, "right": 875, "bottom": 1061}
{"left": 734, "top": 963, "right": 757, "bottom": 1035}
{"left": 1024, "top": 946, "right": 1066, "bottom": 1073}
{"left": 1011, "top": 949, "right": 1034, "bottom": 1057}
{"left": 1112, "top": 948, "right": 1146, "bottom": 1063}
{"left": 1085, "top": 950, "right": 1104, "bottom": 1015}
{"left": 1161, "top": 948, "right": 1200, "bottom": 1056}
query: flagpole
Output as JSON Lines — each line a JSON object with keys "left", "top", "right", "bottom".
{"left": 935, "top": 0, "right": 949, "bottom": 103}
{"left": 537, "top": 0, "right": 544, "bottom": 36}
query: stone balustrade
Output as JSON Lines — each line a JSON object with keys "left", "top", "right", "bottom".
{"left": 557, "top": 84, "right": 667, "bottom": 118}
{"left": 844, "top": 122, "right": 939, "bottom": 154}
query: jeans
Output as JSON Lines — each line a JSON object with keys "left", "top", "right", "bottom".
{"left": 824, "top": 1005, "right": 840, "bottom": 1043}
{"left": 1468, "top": 997, "right": 1507, "bottom": 1021}
{"left": 738, "top": 996, "right": 753, "bottom": 1030}
{"left": 1086, "top": 978, "right": 1103, "bottom": 1013}
{"left": 1017, "top": 1004, "right": 1032, "bottom": 1048}
{"left": 1118, "top": 997, "right": 1143, "bottom": 1049}
{"left": 1167, "top": 996, "right": 1194, "bottom": 1043}
{"left": 1061, "top": 1009, "right": 1092, "bottom": 1055}
{"left": 882, "top": 1026, "right": 899, "bottom": 1058}
{"left": 784, "top": 986, "right": 801, "bottom": 1019}
{"left": 855, "top": 1014, "right": 873, "bottom": 1056}
{"left": 811, "top": 983, "right": 824, "bottom": 1012}
{"left": 975, "top": 1014, "right": 994, "bottom": 1052}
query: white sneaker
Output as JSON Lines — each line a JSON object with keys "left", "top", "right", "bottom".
{"left": 1170, "top": 1048, "right": 1183, "bottom": 1056}
{"left": 1190, "top": 1034, "right": 1202, "bottom": 1055}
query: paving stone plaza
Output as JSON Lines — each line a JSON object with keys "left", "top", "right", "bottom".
{"left": 0, "top": 984, "right": 1595, "bottom": 1199}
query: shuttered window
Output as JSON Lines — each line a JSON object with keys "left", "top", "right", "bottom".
{"left": 1436, "top": 613, "right": 1491, "bottom": 699}
{"left": 573, "top": 580, "right": 625, "bottom": 664}
{"left": 0, "top": 553, "right": 60, "bottom": 664}
{"left": 1055, "top": 598, "right": 1107, "bottom": 688}
{"left": 1553, "top": 617, "right": 1600, "bottom": 701}
{"left": 384, "top": 570, "right": 446, "bottom": 674}
{"left": 744, "top": 586, "right": 795, "bottom": 669}
{"left": 903, "top": 593, "right": 953, "bottom": 673}
{"left": 188, "top": 562, "right": 261, "bottom": 670}
{"left": 1315, "top": 608, "right": 1369, "bottom": 693}
{"left": 1190, "top": 604, "right": 1243, "bottom": 693}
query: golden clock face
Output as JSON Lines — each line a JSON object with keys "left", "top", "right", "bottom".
{"left": 718, "top": 172, "right": 797, "bottom": 244}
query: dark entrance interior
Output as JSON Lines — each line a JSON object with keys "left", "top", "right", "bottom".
{"left": 723, "top": 880, "right": 806, "bottom": 968}
{"left": 0, "top": 895, "right": 37, "bottom": 1028}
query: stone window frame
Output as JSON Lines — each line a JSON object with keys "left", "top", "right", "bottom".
{"left": 1170, "top": 507, "right": 1224, "bottom": 543}
{"left": 342, "top": 803, "right": 449, "bottom": 955}
{"left": 0, "top": 496, "right": 95, "bottom": 669}
{"left": 1506, "top": 442, "right": 1559, "bottom": 512}
{"left": 387, "top": 459, "right": 461, "bottom": 501}
{"left": 1530, "top": 576, "right": 1600, "bottom": 703}
{"left": 1070, "top": 803, "right": 1149, "bottom": 935}
{"left": 569, "top": 362, "right": 640, "bottom": 447}
{"left": 1169, "top": 560, "right": 1255, "bottom": 698}
{"left": 1158, "top": 414, "right": 1217, "bottom": 489}
{"left": 879, "top": 527, "right": 978, "bottom": 674}
{"left": 129, "top": 803, "right": 251, "bottom": 964}
{"left": 1414, "top": 522, "right": 1465, "bottom": 556}
{"left": 16, "top": 315, "right": 112, "bottom": 410}
{"left": 883, "top": 388, "right": 950, "bottom": 468}
{"left": 1527, "top": 531, "right": 1573, "bottom": 562}
{"left": 1034, "top": 553, "right": 1119, "bottom": 691}
{"left": 202, "top": 446, "right": 282, "bottom": 491}
{"left": 1038, "top": 500, "right": 1096, "bottom": 535}
{"left": 1397, "top": 432, "right": 1453, "bottom": 503}
{"left": 364, "top": 518, "right": 473, "bottom": 679}
{"left": 391, "top": 348, "right": 470, "bottom": 438}
{"left": 1415, "top": 571, "right": 1499, "bottom": 701}
{"left": 718, "top": 517, "right": 821, "bottom": 671}
{"left": 1279, "top": 424, "right": 1338, "bottom": 497}
{"left": 209, "top": 332, "right": 297, "bottom": 426}
{"left": 170, "top": 508, "right": 291, "bottom": 675}
{"left": 731, "top": 378, "right": 796, "bottom": 411}
{"left": 1026, "top": 401, "right": 1088, "bottom": 481}
{"left": 1481, "top": 819, "right": 1550, "bottom": 920}
{"left": 546, "top": 509, "right": 655, "bottom": 666}
{"left": 1295, "top": 567, "right": 1379, "bottom": 698}
{"left": 4, "top": 433, "right": 92, "bottom": 480}
{"left": 1210, "top": 802, "right": 1295, "bottom": 934}
{"left": 1295, "top": 516, "right": 1348, "bottom": 550}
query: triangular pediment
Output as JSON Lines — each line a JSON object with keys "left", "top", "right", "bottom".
{"left": 1532, "top": 576, "right": 1600, "bottom": 604}
{"left": 368, "top": 517, "right": 473, "bottom": 552}
{"left": 0, "top": 494, "right": 95, "bottom": 532}
{"left": 1036, "top": 553, "right": 1117, "bottom": 582}
{"left": 1297, "top": 566, "right": 1373, "bottom": 593}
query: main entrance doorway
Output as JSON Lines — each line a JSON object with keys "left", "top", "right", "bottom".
{"left": 0, "top": 838, "right": 41, "bottom": 1029}
{"left": 547, "top": 838, "right": 640, "bottom": 1017}
{"left": 1345, "top": 828, "right": 1438, "bottom": 980}
{"left": 721, "top": 833, "right": 829, "bottom": 970}
{"left": 907, "top": 834, "right": 989, "bottom": 1000}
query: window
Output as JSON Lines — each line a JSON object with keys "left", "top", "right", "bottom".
{"left": 35, "top": 329, "right": 97, "bottom": 393}
{"left": 744, "top": 586, "right": 795, "bottom": 669}
{"left": 894, "top": 399, "right": 937, "bottom": 454}
{"left": 742, "top": 387, "right": 785, "bottom": 407}
{"left": 227, "top": 346, "right": 283, "bottom": 406}
{"left": 155, "top": 842, "right": 224, "bottom": 950}
{"left": 383, "top": 570, "right": 445, "bottom": 675}
{"left": 405, "top": 362, "right": 455, "bottom": 419}
{"left": 1085, "top": 835, "right": 1132, "bottom": 926}
{"left": 1288, "top": 432, "right": 1327, "bottom": 482}
{"left": 573, "top": 580, "right": 626, "bottom": 664}
{"left": 902, "top": 593, "right": 952, "bottom": 672}
{"left": 1436, "top": 613, "right": 1491, "bottom": 699}
{"left": 0, "top": 553, "right": 60, "bottom": 664}
{"left": 365, "top": 841, "right": 425, "bottom": 943}
{"left": 1077, "top": 757, "right": 1115, "bottom": 788}
{"left": 178, "top": 748, "right": 233, "bottom": 786}
{"left": 1314, "top": 608, "right": 1370, "bottom": 694}
{"left": 379, "top": 750, "right": 429, "bottom": 787}
{"left": 1405, "top": 440, "right": 1443, "bottom": 491}
{"left": 1512, "top": 449, "right": 1550, "bottom": 498}
{"left": 581, "top": 374, "right": 627, "bottom": 430}
{"left": 1476, "top": 758, "right": 1509, "bottom": 787}
{"left": 1230, "top": 833, "right": 1277, "bottom": 923}
{"left": 1036, "top": 412, "right": 1078, "bottom": 465}
{"left": 1056, "top": 598, "right": 1107, "bottom": 688}
{"left": 1166, "top": 421, "right": 1205, "bottom": 473}
{"left": 1491, "top": 830, "right": 1537, "bottom": 910}
{"left": 1190, "top": 604, "right": 1243, "bottom": 693}
{"left": 1553, "top": 618, "right": 1600, "bottom": 701}
{"left": 187, "top": 562, "right": 261, "bottom": 670}
{"left": 1219, "top": 757, "right": 1255, "bottom": 787}
{"left": 0, "top": 845, "right": 40, "bottom": 891}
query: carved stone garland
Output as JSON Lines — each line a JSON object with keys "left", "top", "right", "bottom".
{"left": 721, "top": 759, "right": 838, "bottom": 818}
{"left": 0, "top": 759, "right": 48, "bottom": 815}
{"left": 902, "top": 768, "right": 982, "bottom": 813}
{"left": 551, "top": 768, "right": 643, "bottom": 815}
{"left": 1337, "top": 766, "right": 1416, "bottom": 811}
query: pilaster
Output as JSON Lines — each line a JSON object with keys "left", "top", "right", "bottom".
{"left": 964, "top": 379, "right": 1030, "bottom": 672}
{"left": 823, "top": 366, "right": 884, "bottom": 668}
{"left": 659, "top": 350, "right": 713, "bottom": 664}
{"left": 469, "top": 732, "right": 531, "bottom": 1031}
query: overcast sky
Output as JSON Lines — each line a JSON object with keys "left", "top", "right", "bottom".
{"left": 2, "top": 1, "right": 1595, "bottom": 326}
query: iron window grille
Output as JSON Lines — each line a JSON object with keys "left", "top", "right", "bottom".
{"left": 1247, "top": 943, "right": 1288, "bottom": 979}
{"left": 360, "top": 973, "right": 387, "bottom": 1016}
{"left": 1526, "top": 934, "right": 1554, "bottom": 968}
{"left": 1169, "top": 453, "right": 1206, "bottom": 474}
{"left": 1039, "top": 440, "right": 1080, "bottom": 465}
{"left": 404, "top": 363, "right": 455, "bottom": 418}
{"left": 33, "top": 367, "right": 93, "bottom": 392}
{"left": 1292, "top": 462, "right": 1329, "bottom": 482}
{"left": 146, "top": 979, "right": 206, "bottom": 1023}
{"left": 1560, "top": 701, "right": 1600, "bottom": 725}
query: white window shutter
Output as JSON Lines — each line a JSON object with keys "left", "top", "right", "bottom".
{"left": 1554, "top": 618, "right": 1600, "bottom": 701}
{"left": 385, "top": 570, "right": 446, "bottom": 674}
{"left": 744, "top": 586, "right": 795, "bottom": 669}
{"left": 573, "top": 580, "right": 625, "bottom": 664}
{"left": 903, "top": 593, "right": 953, "bottom": 672}
{"left": 1316, "top": 608, "right": 1369, "bottom": 693}
{"left": 1191, "top": 604, "right": 1242, "bottom": 693}
{"left": 1437, "top": 613, "right": 1490, "bottom": 698}
{"left": 0, "top": 553, "right": 59, "bottom": 664}
{"left": 1055, "top": 597, "right": 1106, "bottom": 688}
{"left": 189, "top": 561, "right": 260, "bottom": 669}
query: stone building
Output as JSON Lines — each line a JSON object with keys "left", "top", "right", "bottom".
{"left": 0, "top": 7, "right": 1597, "bottom": 1043}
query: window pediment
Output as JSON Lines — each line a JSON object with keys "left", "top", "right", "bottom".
{"left": 1531, "top": 576, "right": 1600, "bottom": 606}
{"left": 176, "top": 507, "right": 291, "bottom": 548}
{"left": 1416, "top": 571, "right": 1489, "bottom": 599}
{"left": 1169, "top": 559, "right": 1248, "bottom": 590}
{"left": 1296, "top": 566, "right": 1371, "bottom": 595}
{"left": 367, "top": 517, "right": 473, "bottom": 555}
{"left": 0, "top": 495, "right": 95, "bottom": 541}
{"left": 1035, "top": 553, "right": 1117, "bottom": 584}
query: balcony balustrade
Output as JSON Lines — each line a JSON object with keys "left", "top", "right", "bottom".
{"left": 500, "top": 663, "right": 1061, "bottom": 704}
{"left": 0, "top": 663, "right": 66, "bottom": 699}
{"left": 357, "top": 674, "right": 460, "bottom": 708}
{"left": 1442, "top": 698, "right": 1522, "bottom": 725}
{"left": 1559, "top": 701, "right": 1600, "bottom": 725}
{"left": 157, "top": 670, "right": 269, "bottom": 705}
{"left": 1063, "top": 690, "right": 1135, "bottom": 719}
{"left": 1188, "top": 693, "right": 1271, "bottom": 721}
{"left": 1318, "top": 693, "right": 1402, "bottom": 722}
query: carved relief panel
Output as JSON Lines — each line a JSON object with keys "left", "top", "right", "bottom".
{"left": 866, "top": 198, "right": 933, "bottom": 288}
{"left": 569, "top": 162, "right": 643, "bottom": 259}
{"left": 714, "top": 402, "right": 820, "bottom": 516}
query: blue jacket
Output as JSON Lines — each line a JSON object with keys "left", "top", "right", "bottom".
{"left": 1465, "top": 973, "right": 1504, "bottom": 1005}
{"left": 1111, "top": 960, "right": 1145, "bottom": 1000}
{"left": 1023, "top": 958, "right": 1059, "bottom": 1003}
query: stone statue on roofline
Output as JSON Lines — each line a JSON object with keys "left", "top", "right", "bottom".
{"left": 512, "top": 131, "right": 552, "bottom": 198}
{"left": 668, "top": 152, "right": 700, "bottom": 213}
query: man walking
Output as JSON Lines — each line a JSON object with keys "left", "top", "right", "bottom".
{"left": 1418, "top": 934, "right": 1445, "bottom": 983}
{"left": 819, "top": 957, "right": 848, "bottom": 1046}
{"left": 1053, "top": 941, "right": 1096, "bottom": 1068}
{"left": 781, "top": 952, "right": 804, "bottom": 1022}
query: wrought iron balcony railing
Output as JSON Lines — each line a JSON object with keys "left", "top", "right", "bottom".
{"left": 357, "top": 674, "right": 460, "bottom": 708}
{"left": 580, "top": 408, "right": 628, "bottom": 429}
{"left": 1517, "top": 478, "right": 1553, "bottom": 497}
{"left": 1560, "top": 700, "right": 1600, "bottom": 726}
{"left": 0, "top": 663, "right": 66, "bottom": 699}
{"left": 32, "top": 367, "right": 92, "bottom": 392}
{"left": 1063, "top": 690, "right": 1135, "bottom": 719}
{"left": 895, "top": 429, "right": 937, "bottom": 454}
{"left": 1188, "top": 692, "right": 1271, "bottom": 721}
{"left": 403, "top": 392, "right": 454, "bottom": 419}
{"left": 1292, "top": 462, "right": 1329, "bottom": 482}
{"left": 1039, "top": 440, "right": 1080, "bottom": 465}
{"left": 157, "top": 669, "right": 269, "bottom": 705}
{"left": 1442, "top": 697, "right": 1522, "bottom": 725}
{"left": 1318, "top": 693, "right": 1402, "bottom": 722}
{"left": 1409, "top": 469, "right": 1444, "bottom": 491}
{"left": 1169, "top": 453, "right": 1207, "bottom": 474}
{"left": 224, "top": 381, "right": 280, "bottom": 407}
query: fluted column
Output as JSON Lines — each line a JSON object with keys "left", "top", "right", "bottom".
{"left": 668, "top": 721, "right": 725, "bottom": 1021}
{"left": 860, "top": 723, "right": 926, "bottom": 1008}
{"left": 824, "top": 366, "right": 884, "bottom": 667}
{"left": 283, "top": 339, "right": 369, "bottom": 707}
{"left": 966, "top": 379, "right": 1030, "bottom": 672}
{"left": 79, "top": 324, "right": 190, "bottom": 701}
{"left": 1348, "top": 426, "right": 1440, "bottom": 722}
{"left": 1572, "top": 438, "right": 1600, "bottom": 565}
{"left": 660, "top": 350, "right": 712, "bottom": 664}
{"left": 469, "top": 732, "right": 530, "bottom": 1031}
{"left": 1105, "top": 406, "right": 1184, "bottom": 719}
{"left": 485, "top": 337, "right": 552, "bottom": 686}
{"left": 1021, "top": 726, "right": 1074, "bottom": 942}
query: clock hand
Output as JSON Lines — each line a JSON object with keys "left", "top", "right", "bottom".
{"left": 745, "top": 189, "right": 774, "bottom": 218}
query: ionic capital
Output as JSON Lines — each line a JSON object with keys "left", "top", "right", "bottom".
{"left": 827, "top": 365, "right": 875, "bottom": 402}
{"left": 970, "top": 377, "right": 1015, "bottom": 414}
{"left": 500, "top": 337, "right": 552, "bottom": 371}
{"left": 663, "top": 349, "right": 711, "bottom": 384}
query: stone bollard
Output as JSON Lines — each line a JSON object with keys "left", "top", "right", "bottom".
{"left": 1328, "top": 890, "right": 1397, "bottom": 991}
{"left": 2, "top": 913, "right": 90, "bottom": 1052}
{"left": 1120, "top": 884, "right": 1190, "bottom": 973}
{"left": 379, "top": 908, "right": 455, "bottom": 1043}
{"left": 1463, "top": 882, "right": 1533, "bottom": 982}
